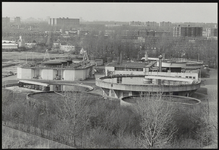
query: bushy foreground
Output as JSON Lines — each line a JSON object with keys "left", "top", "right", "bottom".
{"left": 2, "top": 89, "right": 213, "bottom": 148}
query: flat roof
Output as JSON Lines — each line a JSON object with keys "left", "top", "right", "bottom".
{"left": 42, "top": 59, "right": 70, "bottom": 65}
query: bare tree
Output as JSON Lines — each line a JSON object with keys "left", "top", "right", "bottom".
{"left": 133, "top": 96, "right": 178, "bottom": 148}
{"left": 53, "top": 89, "right": 90, "bottom": 147}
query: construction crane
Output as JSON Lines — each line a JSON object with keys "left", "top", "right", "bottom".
{"left": 80, "top": 48, "right": 89, "bottom": 62}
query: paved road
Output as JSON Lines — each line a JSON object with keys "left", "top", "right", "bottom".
{"left": 201, "top": 69, "right": 218, "bottom": 148}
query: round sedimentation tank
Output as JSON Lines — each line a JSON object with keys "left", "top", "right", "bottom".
{"left": 120, "top": 95, "right": 203, "bottom": 123}
{"left": 26, "top": 91, "right": 110, "bottom": 108}
{"left": 96, "top": 75, "right": 201, "bottom": 98}
{"left": 120, "top": 95, "right": 201, "bottom": 107}
{"left": 121, "top": 95, "right": 201, "bottom": 106}
{"left": 28, "top": 91, "right": 104, "bottom": 103}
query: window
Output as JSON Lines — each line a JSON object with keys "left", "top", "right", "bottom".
{"left": 186, "top": 76, "right": 188, "bottom": 78}
{"left": 115, "top": 67, "right": 124, "bottom": 71}
{"left": 193, "top": 77, "right": 195, "bottom": 79}
{"left": 117, "top": 77, "right": 122, "bottom": 83}
{"left": 137, "top": 68, "right": 143, "bottom": 71}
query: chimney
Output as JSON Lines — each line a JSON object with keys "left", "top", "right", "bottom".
{"left": 145, "top": 50, "right": 148, "bottom": 61}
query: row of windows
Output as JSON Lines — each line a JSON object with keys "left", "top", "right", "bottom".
{"left": 185, "top": 76, "right": 196, "bottom": 79}
{"left": 176, "top": 75, "right": 196, "bottom": 79}
{"left": 115, "top": 67, "right": 143, "bottom": 71}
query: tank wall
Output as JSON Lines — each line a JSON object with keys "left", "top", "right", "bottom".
{"left": 75, "top": 69, "right": 86, "bottom": 80}
{"left": 122, "top": 77, "right": 145, "bottom": 85}
{"left": 157, "top": 62, "right": 186, "bottom": 68}
{"left": 63, "top": 70, "right": 75, "bottom": 81}
{"left": 41, "top": 69, "right": 54, "bottom": 80}
{"left": 17, "top": 67, "right": 22, "bottom": 79}
{"left": 18, "top": 68, "right": 34, "bottom": 79}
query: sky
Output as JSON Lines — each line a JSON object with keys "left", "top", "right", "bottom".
{"left": 2, "top": 2, "right": 218, "bottom": 23}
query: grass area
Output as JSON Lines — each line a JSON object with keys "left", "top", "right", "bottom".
{"left": 2, "top": 126, "right": 73, "bottom": 148}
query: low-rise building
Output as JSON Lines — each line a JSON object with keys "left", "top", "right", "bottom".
{"left": 25, "top": 43, "right": 36, "bottom": 49}
{"left": 2, "top": 40, "right": 18, "bottom": 50}
{"left": 60, "top": 45, "right": 75, "bottom": 52}
{"left": 17, "top": 58, "right": 95, "bottom": 82}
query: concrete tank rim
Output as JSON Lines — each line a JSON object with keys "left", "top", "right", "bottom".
{"left": 121, "top": 95, "right": 201, "bottom": 106}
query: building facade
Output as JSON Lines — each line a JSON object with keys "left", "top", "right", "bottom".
{"left": 173, "top": 26, "right": 203, "bottom": 37}
{"left": 48, "top": 17, "right": 80, "bottom": 27}
{"left": 160, "top": 21, "right": 172, "bottom": 27}
{"left": 14, "top": 17, "right": 21, "bottom": 24}
{"left": 2, "top": 17, "right": 10, "bottom": 24}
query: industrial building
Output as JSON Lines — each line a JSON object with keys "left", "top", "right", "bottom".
{"left": 96, "top": 54, "right": 202, "bottom": 98}
{"left": 2, "top": 40, "right": 18, "bottom": 50}
{"left": 105, "top": 51, "right": 203, "bottom": 76}
{"left": 17, "top": 49, "right": 95, "bottom": 85}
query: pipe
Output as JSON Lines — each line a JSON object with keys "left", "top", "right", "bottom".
{"left": 158, "top": 55, "right": 163, "bottom": 72}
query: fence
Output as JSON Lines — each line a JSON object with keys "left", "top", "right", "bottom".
{"left": 2, "top": 120, "right": 76, "bottom": 147}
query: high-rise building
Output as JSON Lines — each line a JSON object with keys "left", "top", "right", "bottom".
{"left": 145, "top": 21, "right": 159, "bottom": 27}
{"left": 14, "top": 17, "right": 21, "bottom": 24}
{"left": 160, "top": 21, "right": 172, "bottom": 27}
{"left": 48, "top": 17, "right": 80, "bottom": 27}
{"left": 129, "top": 21, "right": 144, "bottom": 26}
{"left": 173, "top": 25, "right": 203, "bottom": 37}
{"left": 2, "top": 17, "right": 10, "bottom": 24}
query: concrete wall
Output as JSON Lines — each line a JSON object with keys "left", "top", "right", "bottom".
{"left": 122, "top": 77, "right": 145, "bottom": 85}
{"left": 105, "top": 66, "right": 115, "bottom": 76}
{"left": 41, "top": 69, "right": 54, "bottom": 80}
{"left": 102, "top": 78, "right": 117, "bottom": 83}
{"left": 50, "top": 85, "right": 54, "bottom": 91}
{"left": 96, "top": 78, "right": 201, "bottom": 93}
{"left": 75, "top": 69, "right": 86, "bottom": 80}
{"left": 115, "top": 70, "right": 145, "bottom": 75}
{"left": 157, "top": 61, "right": 186, "bottom": 68}
{"left": 63, "top": 70, "right": 75, "bottom": 81}
{"left": 17, "top": 67, "right": 22, "bottom": 79}
{"left": 17, "top": 68, "right": 34, "bottom": 79}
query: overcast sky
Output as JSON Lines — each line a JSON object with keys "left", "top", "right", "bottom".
{"left": 2, "top": 2, "right": 217, "bottom": 23}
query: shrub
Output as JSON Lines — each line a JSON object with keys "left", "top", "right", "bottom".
{"left": 201, "top": 68, "right": 210, "bottom": 78}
